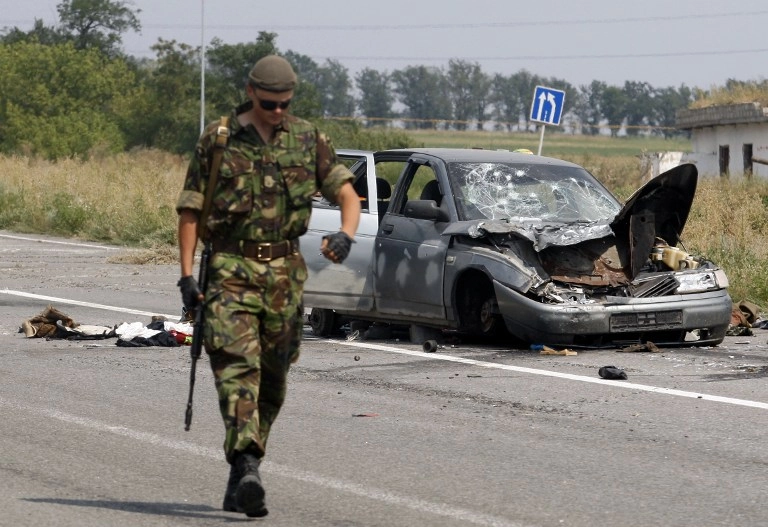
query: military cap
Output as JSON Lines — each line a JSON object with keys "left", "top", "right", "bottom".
{"left": 248, "top": 55, "right": 297, "bottom": 92}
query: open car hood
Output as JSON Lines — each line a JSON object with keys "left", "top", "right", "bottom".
{"left": 610, "top": 163, "right": 698, "bottom": 277}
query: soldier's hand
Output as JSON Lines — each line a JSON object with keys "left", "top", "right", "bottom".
{"left": 177, "top": 275, "right": 203, "bottom": 310}
{"left": 321, "top": 231, "right": 355, "bottom": 264}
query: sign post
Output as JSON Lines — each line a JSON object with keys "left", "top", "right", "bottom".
{"left": 529, "top": 85, "right": 566, "bottom": 155}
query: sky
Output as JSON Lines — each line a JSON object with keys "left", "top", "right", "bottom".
{"left": 2, "top": 0, "right": 768, "bottom": 90}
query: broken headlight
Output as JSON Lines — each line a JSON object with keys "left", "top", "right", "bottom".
{"left": 675, "top": 269, "right": 728, "bottom": 293}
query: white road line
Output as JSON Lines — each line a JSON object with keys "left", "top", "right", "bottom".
{"left": 0, "top": 233, "right": 119, "bottom": 250}
{"left": 338, "top": 340, "right": 768, "bottom": 411}
{"left": 0, "top": 399, "right": 526, "bottom": 527}
{"left": 4, "top": 289, "right": 767, "bottom": 411}
{"left": 0, "top": 290, "right": 177, "bottom": 319}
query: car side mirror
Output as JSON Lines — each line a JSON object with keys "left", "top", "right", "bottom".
{"left": 404, "top": 199, "right": 449, "bottom": 222}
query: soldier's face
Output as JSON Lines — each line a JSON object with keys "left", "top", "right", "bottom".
{"left": 249, "top": 86, "right": 293, "bottom": 126}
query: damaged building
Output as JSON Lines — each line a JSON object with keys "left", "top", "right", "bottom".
{"left": 676, "top": 102, "right": 768, "bottom": 179}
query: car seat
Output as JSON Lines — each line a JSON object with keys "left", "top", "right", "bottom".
{"left": 419, "top": 180, "right": 442, "bottom": 206}
{"left": 375, "top": 178, "right": 391, "bottom": 221}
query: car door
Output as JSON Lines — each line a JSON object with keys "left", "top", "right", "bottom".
{"left": 302, "top": 150, "right": 378, "bottom": 312}
{"left": 374, "top": 156, "right": 449, "bottom": 319}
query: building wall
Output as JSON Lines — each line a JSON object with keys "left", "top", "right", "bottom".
{"left": 685, "top": 123, "right": 768, "bottom": 178}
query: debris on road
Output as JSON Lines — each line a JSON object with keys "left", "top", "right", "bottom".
{"left": 618, "top": 341, "right": 661, "bottom": 353}
{"left": 423, "top": 339, "right": 438, "bottom": 353}
{"left": 534, "top": 344, "right": 577, "bottom": 356}
{"left": 19, "top": 305, "right": 192, "bottom": 347}
{"left": 598, "top": 366, "right": 628, "bottom": 380}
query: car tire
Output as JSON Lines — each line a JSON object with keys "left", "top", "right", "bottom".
{"left": 463, "top": 281, "right": 502, "bottom": 337}
{"left": 309, "top": 308, "right": 337, "bottom": 337}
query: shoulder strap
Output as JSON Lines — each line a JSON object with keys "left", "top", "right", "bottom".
{"left": 197, "top": 116, "right": 230, "bottom": 241}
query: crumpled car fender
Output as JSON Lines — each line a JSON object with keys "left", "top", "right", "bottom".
{"left": 449, "top": 245, "right": 543, "bottom": 294}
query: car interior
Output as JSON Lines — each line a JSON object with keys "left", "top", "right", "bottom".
{"left": 354, "top": 176, "right": 392, "bottom": 221}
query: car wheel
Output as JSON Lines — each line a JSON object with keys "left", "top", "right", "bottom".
{"left": 462, "top": 281, "right": 502, "bottom": 337}
{"left": 477, "top": 296, "right": 499, "bottom": 335}
{"left": 309, "top": 308, "right": 337, "bottom": 337}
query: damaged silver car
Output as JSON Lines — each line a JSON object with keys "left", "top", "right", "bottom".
{"left": 301, "top": 148, "right": 731, "bottom": 347}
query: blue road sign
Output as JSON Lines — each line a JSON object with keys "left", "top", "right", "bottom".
{"left": 530, "top": 86, "right": 566, "bottom": 126}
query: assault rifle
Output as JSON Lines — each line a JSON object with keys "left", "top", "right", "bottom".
{"left": 184, "top": 241, "right": 211, "bottom": 431}
{"left": 182, "top": 115, "right": 229, "bottom": 431}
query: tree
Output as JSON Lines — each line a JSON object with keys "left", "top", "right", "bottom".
{"left": 573, "top": 81, "right": 606, "bottom": 135}
{"left": 446, "top": 60, "right": 490, "bottom": 131}
{"left": 510, "top": 70, "right": 542, "bottom": 131}
{"left": 56, "top": 0, "right": 141, "bottom": 57}
{"left": 489, "top": 74, "right": 519, "bottom": 131}
{"left": 601, "top": 86, "right": 628, "bottom": 137}
{"left": 622, "top": 81, "right": 654, "bottom": 137}
{"left": 392, "top": 65, "right": 452, "bottom": 129}
{"left": 355, "top": 68, "right": 394, "bottom": 126}
{"left": 282, "top": 50, "right": 322, "bottom": 119}
{"left": 129, "top": 39, "right": 201, "bottom": 153}
{"left": 0, "top": 19, "right": 66, "bottom": 46}
{"left": 0, "top": 41, "right": 134, "bottom": 158}
{"left": 652, "top": 85, "right": 693, "bottom": 138}
{"left": 316, "top": 59, "right": 355, "bottom": 118}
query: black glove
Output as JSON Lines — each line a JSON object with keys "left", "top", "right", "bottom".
{"left": 322, "top": 231, "right": 355, "bottom": 263}
{"left": 177, "top": 275, "right": 202, "bottom": 311}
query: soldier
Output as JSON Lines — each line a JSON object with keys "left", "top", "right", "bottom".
{"left": 175, "top": 55, "right": 360, "bottom": 518}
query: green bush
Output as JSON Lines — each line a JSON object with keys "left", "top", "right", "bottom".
{"left": 317, "top": 119, "right": 415, "bottom": 151}
{"left": 45, "top": 192, "right": 90, "bottom": 235}
{"left": 0, "top": 184, "right": 27, "bottom": 228}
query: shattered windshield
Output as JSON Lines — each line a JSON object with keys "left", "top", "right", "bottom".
{"left": 447, "top": 162, "right": 621, "bottom": 223}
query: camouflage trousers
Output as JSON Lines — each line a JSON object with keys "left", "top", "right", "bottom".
{"left": 203, "top": 250, "right": 307, "bottom": 464}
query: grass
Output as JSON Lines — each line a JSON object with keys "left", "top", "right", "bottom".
{"left": 0, "top": 130, "right": 766, "bottom": 309}
{"left": 691, "top": 82, "right": 768, "bottom": 109}
{"left": 0, "top": 150, "right": 185, "bottom": 249}
{"left": 406, "top": 129, "right": 691, "bottom": 158}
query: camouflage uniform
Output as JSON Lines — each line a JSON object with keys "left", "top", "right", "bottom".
{"left": 176, "top": 101, "right": 352, "bottom": 463}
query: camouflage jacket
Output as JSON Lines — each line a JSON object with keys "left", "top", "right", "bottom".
{"left": 176, "top": 101, "right": 353, "bottom": 241}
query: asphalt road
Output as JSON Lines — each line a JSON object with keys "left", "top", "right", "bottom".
{"left": 2, "top": 230, "right": 768, "bottom": 527}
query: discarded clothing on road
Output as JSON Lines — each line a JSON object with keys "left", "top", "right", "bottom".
{"left": 20, "top": 305, "right": 113, "bottom": 339}
{"left": 20, "top": 305, "right": 193, "bottom": 347}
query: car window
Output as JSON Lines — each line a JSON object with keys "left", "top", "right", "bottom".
{"left": 374, "top": 160, "right": 407, "bottom": 189}
{"left": 447, "top": 162, "right": 620, "bottom": 223}
{"left": 349, "top": 160, "right": 402, "bottom": 212}
{"left": 407, "top": 165, "right": 437, "bottom": 202}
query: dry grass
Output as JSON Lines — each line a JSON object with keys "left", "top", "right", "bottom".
{"left": 684, "top": 178, "right": 768, "bottom": 305}
{"left": 0, "top": 149, "right": 187, "bottom": 246}
{"left": 106, "top": 244, "right": 179, "bottom": 265}
{"left": 691, "top": 82, "right": 768, "bottom": 109}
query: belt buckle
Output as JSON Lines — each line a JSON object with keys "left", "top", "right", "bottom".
{"left": 256, "top": 242, "right": 273, "bottom": 261}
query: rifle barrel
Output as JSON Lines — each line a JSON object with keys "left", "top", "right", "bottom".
{"left": 183, "top": 241, "right": 211, "bottom": 431}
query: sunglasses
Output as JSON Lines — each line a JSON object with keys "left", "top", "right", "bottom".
{"left": 257, "top": 97, "right": 291, "bottom": 111}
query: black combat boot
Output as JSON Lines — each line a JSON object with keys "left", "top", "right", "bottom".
{"left": 222, "top": 463, "right": 241, "bottom": 512}
{"left": 235, "top": 453, "right": 268, "bottom": 517}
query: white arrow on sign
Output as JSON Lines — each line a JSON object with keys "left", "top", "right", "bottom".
{"left": 536, "top": 92, "right": 547, "bottom": 122}
{"left": 536, "top": 91, "right": 559, "bottom": 123}
{"left": 546, "top": 92, "right": 556, "bottom": 122}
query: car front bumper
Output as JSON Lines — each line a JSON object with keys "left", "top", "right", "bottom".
{"left": 494, "top": 280, "right": 732, "bottom": 347}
